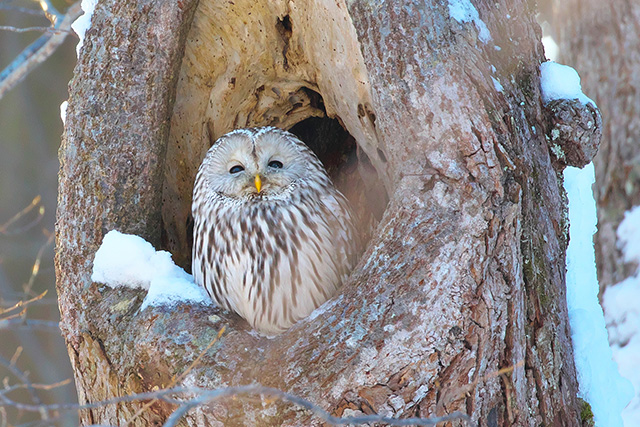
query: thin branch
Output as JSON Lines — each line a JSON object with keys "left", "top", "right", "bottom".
{"left": 0, "top": 1, "right": 82, "bottom": 101}
{"left": 0, "top": 318, "right": 60, "bottom": 332}
{"left": 0, "top": 290, "right": 48, "bottom": 317}
{"left": 0, "top": 298, "right": 58, "bottom": 311}
{"left": 0, "top": 378, "right": 72, "bottom": 396}
{"left": 173, "top": 327, "right": 227, "bottom": 383}
{"left": 0, "top": 5, "right": 46, "bottom": 17}
{"left": 163, "top": 386, "right": 476, "bottom": 427}
{"left": 24, "top": 232, "right": 54, "bottom": 295}
{"left": 454, "top": 359, "right": 525, "bottom": 402}
{"left": 0, "top": 354, "right": 45, "bottom": 418}
{"left": 19, "top": 378, "right": 72, "bottom": 391}
{"left": 33, "top": 0, "right": 63, "bottom": 23}
{"left": 9, "top": 347, "right": 23, "bottom": 367}
{"left": 0, "top": 25, "right": 70, "bottom": 34}
{"left": 0, "top": 196, "right": 43, "bottom": 236}
{"left": 0, "top": 307, "right": 28, "bottom": 322}
{"left": 0, "top": 384, "right": 476, "bottom": 426}
{"left": 0, "top": 298, "right": 59, "bottom": 308}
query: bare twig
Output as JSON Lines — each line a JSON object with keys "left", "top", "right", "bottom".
{"left": 163, "top": 385, "right": 476, "bottom": 427}
{"left": 0, "top": 378, "right": 71, "bottom": 395}
{"left": 34, "top": 0, "right": 64, "bottom": 23}
{"left": 9, "top": 347, "right": 23, "bottom": 367}
{"left": 0, "top": 5, "right": 46, "bottom": 17}
{"left": 0, "top": 195, "right": 43, "bottom": 236}
{"left": 0, "top": 291, "right": 53, "bottom": 345}
{"left": 0, "top": 297, "right": 58, "bottom": 308}
{"left": 0, "top": 307, "right": 27, "bottom": 322}
{"left": 454, "top": 359, "right": 525, "bottom": 402}
{"left": 21, "top": 378, "right": 72, "bottom": 391}
{"left": 24, "top": 232, "right": 54, "bottom": 295}
{"left": 0, "top": 290, "right": 47, "bottom": 317}
{"left": 0, "top": 318, "right": 60, "bottom": 332}
{"left": 0, "top": 374, "right": 70, "bottom": 425}
{"left": 0, "top": 384, "right": 476, "bottom": 426}
{"left": 0, "top": 1, "right": 82, "bottom": 101}
{"left": 0, "top": 353, "right": 46, "bottom": 419}
{"left": 0, "top": 25, "right": 70, "bottom": 33}
{"left": 173, "top": 327, "right": 227, "bottom": 383}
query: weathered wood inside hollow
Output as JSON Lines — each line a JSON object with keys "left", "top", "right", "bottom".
{"left": 55, "top": 0, "right": 584, "bottom": 425}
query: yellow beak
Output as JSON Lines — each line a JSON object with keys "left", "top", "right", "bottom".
{"left": 254, "top": 175, "right": 262, "bottom": 193}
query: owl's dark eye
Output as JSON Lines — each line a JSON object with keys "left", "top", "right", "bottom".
{"left": 229, "top": 165, "right": 244, "bottom": 174}
{"left": 268, "top": 160, "right": 283, "bottom": 169}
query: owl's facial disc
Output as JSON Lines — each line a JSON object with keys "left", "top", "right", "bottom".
{"left": 225, "top": 161, "right": 285, "bottom": 196}
{"left": 225, "top": 161, "right": 262, "bottom": 196}
{"left": 203, "top": 128, "right": 319, "bottom": 200}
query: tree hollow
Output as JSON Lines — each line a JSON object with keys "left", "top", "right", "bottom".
{"left": 162, "top": 0, "right": 390, "bottom": 269}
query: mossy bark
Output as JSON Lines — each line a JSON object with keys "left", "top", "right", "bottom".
{"left": 57, "top": 0, "right": 585, "bottom": 425}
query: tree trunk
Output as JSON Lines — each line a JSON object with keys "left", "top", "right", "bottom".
{"left": 549, "top": 0, "right": 640, "bottom": 294}
{"left": 56, "top": 0, "right": 588, "bottom": 425}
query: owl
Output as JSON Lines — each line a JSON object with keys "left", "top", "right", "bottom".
{"left": 192, "top": 126, "right": 359, "bottom": 335}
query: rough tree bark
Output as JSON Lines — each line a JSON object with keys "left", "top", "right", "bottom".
{"left": 549, "top": 0, "right": 640, "bottom": 294}
{"left": 56, "top": 0, "right": 594, "bottom": 425}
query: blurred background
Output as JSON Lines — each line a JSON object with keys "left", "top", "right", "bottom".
{"left": 0, "top": 0, "right": 78, "bottom": 424}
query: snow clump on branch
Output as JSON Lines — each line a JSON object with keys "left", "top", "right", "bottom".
{"left": 91, "top": 230, "right": 211, "bottom": 310}
{"left": 540, "top": 61, "right": 595, "bottom": 107}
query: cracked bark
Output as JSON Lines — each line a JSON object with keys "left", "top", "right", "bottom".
{"left": 56, "top": 0, "right": 584, "bottom": 425}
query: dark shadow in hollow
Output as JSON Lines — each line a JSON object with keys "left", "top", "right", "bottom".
{"left": 289, "top": 116, "right": 389, "bottom": 248}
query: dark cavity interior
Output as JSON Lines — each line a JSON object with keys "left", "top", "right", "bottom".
{"left": 289, "top": 115, "right": 388, "bottom": 246}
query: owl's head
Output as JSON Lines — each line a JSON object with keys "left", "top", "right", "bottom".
{"left": 198, "top": 127, "right": 329, "bottom": 200}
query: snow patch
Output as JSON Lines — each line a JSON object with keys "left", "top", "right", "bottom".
{"left": 602, "top": 205, "right": 640, "bottom": 424}
{"left": 92, "top": 230, "right": 211, "bottom": 309}
{"left": 139, "top": 274, "right": 210, "bottom": 311}
{"left": 92, "top": 231, "right": 178, "bottom": 290}
{"left": 491, "top": 76, "right": 503, "bottom": 92}
{"left": 564, "top": 164, "right": 633, "bottom": 427}
{"left": 540, "top": 61, "right": 595, "bottom": 107}
{"left": 541, "top": 36, "right": 559, "bottom": 61}
{"left": 71, "top": 0, "right": 99, "bottom": 57}
{"left": 60, "top": 100, "right": 68, "bottom": 126}
{"left": 616, "top": 206, "right": 640, "bottom": 265}
{"left": 447, "top": 0, "right": 492, "bottom": 43}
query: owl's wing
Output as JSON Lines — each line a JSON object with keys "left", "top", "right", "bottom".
{"left": 320, "top": 191, "right": 357, "bottom": 228}
{"left": 320, "top": 191, "right": 360, "bottom": 267}
{"left": 320, "top": 192, "right": 344, "bottom": 217}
